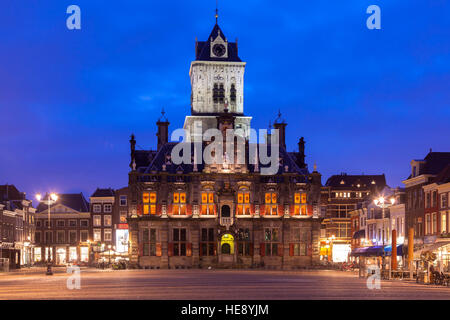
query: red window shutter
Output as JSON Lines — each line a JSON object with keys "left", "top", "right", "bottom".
{"left": 186, "top": 205, "right": 192, "bottom": 216}
{"left": 260, "top": 205, "right": 265, "bottom": 216}
{"left": 167, "top": 204, "right": 173, "bottom": 215}
{"left": 289, "top": 243, "right": 294, "bottom": 256}
{"left": 307, "top": 244, "right": 312, "bottom": 256}
{"left": 156, "top": 243, "right": 162, "bottom": 257}
{"left": 250, "top": 204, "right": 255, "bottom": 215}
{"left": 213, "top": 244, "right": 217, "bottom": 255}
{"left": 187, "top": 243, "right": 192, "bottom": 256}
{"left": 260, "top": 243, "right": 265, "bottom": 256}
{"left": 289, "top": 204, "right": 295, "bottom": 216}
{"left": 307, "top": 205, "right": 313, "bottom": 216}
{"left": 168, "top": 243, "right": 174, "bottom": 257}
{"left": 156, "top": 205, "right": 162, "bottom": 216}
{"left": 199, "top": 243, "right": 203, "bottom": 256}
{"left": 278, "top": 244, "right": 283, "bottom": 256}
{"left": 137, "top": 205, "right": 142, "bottom": 216}
{"left": 250, "top": 243, "right": 254, "bottom": 256}
{"left": 138, "top": 243, "right": 143, "bottom": 257}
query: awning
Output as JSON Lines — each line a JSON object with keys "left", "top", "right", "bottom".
{"left": 351, "top": 246, "right": 384, "bottom": 257}
{"left": 352, "top": 230, "right": 365, "bottom": 240}
{"left": 383, "top": 244, "right": 404, "bottom": 256}
{"left": 413, "top": 241, "right": 450, "bottom": 259}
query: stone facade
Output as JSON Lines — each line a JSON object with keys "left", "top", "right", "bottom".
{"left": 127, "top": 21, "right": 323, "bottom": 270}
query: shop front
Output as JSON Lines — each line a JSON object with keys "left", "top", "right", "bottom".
{"left": 414, "top": 241, "right": 450, "bottom": 273}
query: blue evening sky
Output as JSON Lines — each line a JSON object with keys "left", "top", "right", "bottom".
{"left": 0, "top": 0, "right": 449, "bottom": 198}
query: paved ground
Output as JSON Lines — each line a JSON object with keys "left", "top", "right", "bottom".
{"left": 0, "top": 267, "right": 449, "bottom": 300}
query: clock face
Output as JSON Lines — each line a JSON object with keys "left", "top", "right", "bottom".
{"left": 212, "top": 44, "right": 226, "bottom": 57}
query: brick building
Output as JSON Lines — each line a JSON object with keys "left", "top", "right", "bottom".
{"left": 402, "top": 151, "right": 450, "bottom": 248}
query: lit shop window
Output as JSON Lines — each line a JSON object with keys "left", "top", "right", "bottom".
{"left": 173, "top": 192, "right": 186, "bottom": 215}
{"left": 265, "top": 192, "right": 278, "bottom": 215}
{"left": 293, "top": 192, "right": 307, "bottom": 216}
{"left": 237, "top": 192, "right": 250, "bottom": 215}
{"left": 201, "top": 192, "right": 215, "bottom": 215}
{"left": 143, "top": 192, "right": 157, "bottom": 215}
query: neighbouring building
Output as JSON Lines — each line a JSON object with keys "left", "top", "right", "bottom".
{"left": 0, "top": 185, "right": 36, "bottom": 269}
{"left": 419, "top": 164, "right": 450, "bottom": 272}
{"left": 114, "top": 187, "right": 130, "bottom": 255}
{"left": 89, "top": 187, "right": 131, "bottom": 262}
{"left": 35, "top": 193, "right": 91, "bottom": 265}
{"left": 320, "top": 174, "right": 386, "bottom": 262}
{"left": 349, "top": 186, "right": 406, "bottom": 267}
{"left": 126, "top": 18, "right": 323, "bottom": 270}
{"left": 402, "top": 151, "right": 450, "bottom": 249}
{"left": 90, "top": 188, "right": 115, "bottom": 258}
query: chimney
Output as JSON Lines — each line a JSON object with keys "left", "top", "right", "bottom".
{"left": 156, "top": 108, "right": 170, "bottom": 150}
{"left": 273, "top": 110, "right": 287, "bottom": 149}
{"left": 129, "top": 134, "right": 136, "bottom": 170}
{"left": 297, "top": 137, "right": 306, "bottom": 168}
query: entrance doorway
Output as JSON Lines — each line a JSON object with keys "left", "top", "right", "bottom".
{"left": 220, "top": 233, "right": 234, "bottom": 255}
{"left": 56, "top": 248, "right": 66, "bottom": 265}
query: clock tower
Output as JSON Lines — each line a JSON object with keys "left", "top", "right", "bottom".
{"left": 184, "top": 20, "right": 251, "bottom": 141}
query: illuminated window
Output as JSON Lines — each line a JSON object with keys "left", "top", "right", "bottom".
{"left": 120, "top": 210, "right": 127, "bottom": 223}
{"left": 293, "top": 192, "right": 307, "bottom": 216}
{"left": 201, "top": 192, "right": 215, "bottom": 215}
{"left": 173, "top": 192, "right": 186, "bottom": 215}
{"left": 143, "top": 192, "right": 157, "bottom": 215}
{"left": 237, "top": 192, "right": 250, "bottom": 215}
{"left": 265, "top": 192, "right": 278, "bottom": 215}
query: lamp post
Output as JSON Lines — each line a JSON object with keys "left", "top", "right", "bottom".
{"left": 373, "top": 196, "right": 395, "bottom": 273}
{"left": 36, "top": 193, "right": 58, "bottom": 275}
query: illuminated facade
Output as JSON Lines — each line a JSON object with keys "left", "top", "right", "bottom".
{"left": 127, "top": 20, "right": 322, "bottom": 269}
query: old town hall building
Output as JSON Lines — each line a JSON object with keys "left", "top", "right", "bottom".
{"left": 127, "top": 19, "right": 323, "bottom": 269}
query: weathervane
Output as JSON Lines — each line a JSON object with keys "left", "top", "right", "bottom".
{"left": 215, "top": 0, "right": 219, "bottom": 24}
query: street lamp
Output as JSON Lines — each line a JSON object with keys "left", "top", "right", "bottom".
{"left": 373, "top": 196, "right": 395, "bottom": 271}
{"left": 36, "top": 193, "right": 58, "bottom": 275}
